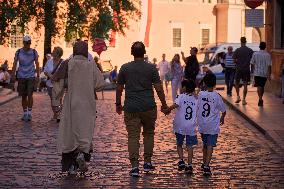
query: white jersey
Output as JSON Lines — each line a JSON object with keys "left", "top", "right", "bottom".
{"left": 173, "top": 93, "right": 198, "bottom": 136}
{"left": 197, "top": 91, "right": 226, "bottom": 134}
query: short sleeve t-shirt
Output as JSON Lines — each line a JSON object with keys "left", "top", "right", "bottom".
{"left": 250, "top": 50, "right": 272, "bottom": 77}
{"left": 117, "top": 60, "right": 161, "bottom": 113}
{"left": 197, "top": 91, "right": 226, "bottom": 134}
{"left": 158, "top": 60, "right": 170, "bottom": 76}
{"left": 173, "top": 94, "right": 198, "bottom": 136}
{"left": 16, "top": 48, "right": 38, "bottom": 78}
{"left": 232, "top": 46, "right": 254, "bottom": 71}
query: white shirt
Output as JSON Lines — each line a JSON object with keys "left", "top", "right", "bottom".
{"left": 0, "top": 71, "right": 10, "bottom": 83}
{"left": 250, "top": 50, "right": 272, "bottom": 77}
{"left": 44, "top": 59, "right": 54, "bottom": 87}
{"left": 158, "top": 60, "right": 170, "bottom": 76}
{"left": 197, "top": 91, "right": 226, "bottom": 134}
{"left": 173, "top": 93, "right": 198, "bottom": 136}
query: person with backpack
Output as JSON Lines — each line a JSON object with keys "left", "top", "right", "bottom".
{"left": 181, "top": 47, "right": 200, "bottom": 82}
{"left": 44, "top": 47, "right": 64, "bottom": 122}
{"left": 11, "top": 35, "right": 40, "bottom": 122}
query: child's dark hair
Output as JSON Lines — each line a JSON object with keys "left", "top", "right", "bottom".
{"left": 182, "top": 79, "right": 196, "bottom": 93}
{"left": 203, "top": 73, "right": 216, "bottom": 88}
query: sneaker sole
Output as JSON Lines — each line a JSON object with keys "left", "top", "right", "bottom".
{"left": 68, "top": 170, "right": 77, "bottom": 175}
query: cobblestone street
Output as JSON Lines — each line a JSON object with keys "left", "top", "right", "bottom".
{"left": 0, "top": 91, "right": 284, "bottom": 188}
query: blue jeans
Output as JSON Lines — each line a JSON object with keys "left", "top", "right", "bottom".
{"left": 225, "top": 68, "right": 236, "bottom": 95}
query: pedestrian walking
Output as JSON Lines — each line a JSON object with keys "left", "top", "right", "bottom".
{"left": 11, "top": 35, "right": 40, "bottom": 122}
{"left": 0, "top": 67, "right": 10, "bottom": 87}
{"left": 224, "top": 46, "right": 236, "bottom": 96}
{"left": 109, "top": 66, "right": 118, "bottom": 83}
{"left": 250, "top": 42, "right": 272, "bottom": 107}
{"left": 158, "top": 54, "right": 171, "bottom": 93}
{"left": 197, "top": 73, "right": 226, "bottom": 176}
{"left": 116, "top": 41, "right": 169, "bottom": 177}
{"left": 233, "top": 37, "right": 254, "bottom": 105}
{"left": 168, "top": 79, "right": 198, "bottom": 175}
{"left": 44, "top": 47, "right": 64, "bottom": 121}
{"left": 152, "top": 58, "right": 158, "bottom": 70}
{"left": 58, "top": 41, "right": 106, "bottom": 174}
{"left": 170, "top": 54, "right": 183, "bottom": 102}
{"left": 182, "top": 47, "right": 200, "bottom": 82}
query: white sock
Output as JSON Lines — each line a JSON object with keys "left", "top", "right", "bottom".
{"left": 28, "top": 108, "right": 32, "bottom": 115}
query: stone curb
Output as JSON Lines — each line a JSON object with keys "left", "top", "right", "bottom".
{"left": 221, "top": 96, "right": 283, "bottom": 150}
{"left": 0, "top": 93, "right": 19, "bottom": 106}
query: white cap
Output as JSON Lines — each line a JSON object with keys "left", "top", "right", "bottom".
{"left": 23, "top": 35, "right": 31, "bottom": 42}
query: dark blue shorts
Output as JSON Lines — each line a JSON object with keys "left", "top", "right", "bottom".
{"left": 201, "top": 133, "right": 218, "bottom": 147}
{"left": 175, "top": 133, "right": 198, "bottom": 147}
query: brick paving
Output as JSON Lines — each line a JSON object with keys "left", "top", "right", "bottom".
{"left": 0, "top": 91, "right": 284, "bottom": 188}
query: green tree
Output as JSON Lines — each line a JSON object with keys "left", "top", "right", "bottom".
{"left": 0, "top": 0, "right": 139, "bottom": 62}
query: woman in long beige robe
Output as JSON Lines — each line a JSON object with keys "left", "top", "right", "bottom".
{"left": 58, "top": 41, "right": 106, "bottom": 173}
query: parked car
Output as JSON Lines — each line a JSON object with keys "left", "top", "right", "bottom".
{"left": 196, "top": 43, "right": 260, "bottom": 84}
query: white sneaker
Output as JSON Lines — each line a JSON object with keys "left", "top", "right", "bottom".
{"left": 76, "top": 152, "right": 88, "bottom": 172}
{"left": 68, "top": 165, "right": 77, "bottom": 175}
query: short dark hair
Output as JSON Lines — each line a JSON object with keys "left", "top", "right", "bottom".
{"left": 240, "top": 37, "right": 247, "bottom": 43}
{"left": 181, "top": 79, "right": 196, "bottom": 93}
{"left": 203, "top": 73, "right": 216, "bottom": 88}
{"left": 131, "top": 41, "right": 146, "bottom": 58}
{"left": 259, "top": 42, "right": 266, "bottom": 50}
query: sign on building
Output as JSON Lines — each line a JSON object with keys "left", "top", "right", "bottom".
{"left": 245, "top": 9, "right": 264, "bottom": 28}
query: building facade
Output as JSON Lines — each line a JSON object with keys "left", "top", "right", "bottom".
{"left": 0, "top": 0, "right": 263, "bottom": 70}
{"left": 215, "top": 0, "right": 265, "bottom": 43}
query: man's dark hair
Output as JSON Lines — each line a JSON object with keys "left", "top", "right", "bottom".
{"left": 259, "top": 42, "right": 266, "bottom": 50}
{"left": 203, "top": 73, "right": 216, "bottom": 88}
{"left": 240, "top": 37, "right": 247, "bottom": 43}
{"left": 181, "top": 79, "right": 196, "bottom": 93}
{"left": 131, "top": 41, "right": 146, "bottom": 58}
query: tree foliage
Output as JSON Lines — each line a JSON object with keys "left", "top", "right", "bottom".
{"left": 0, "top": 0, "right": 139, "bottom": 45}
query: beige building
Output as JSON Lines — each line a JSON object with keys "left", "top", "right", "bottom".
{"left": 0, "top": 0, "right": 264, "bottom": 69}
{"left": 215, "top": 0, "right": 265, "bottom": 44}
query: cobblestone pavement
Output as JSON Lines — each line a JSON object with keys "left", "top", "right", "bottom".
{"left": 0, "top": 91, "right": 284, "bottom": 189}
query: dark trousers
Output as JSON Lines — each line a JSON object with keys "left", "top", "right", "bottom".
{"left": 225, "top": 68, "right": 236, "bottom": 95}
